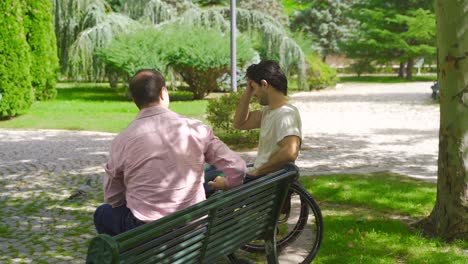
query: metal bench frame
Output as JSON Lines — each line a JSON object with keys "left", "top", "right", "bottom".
{"left": 86, "top": 164, "right": 299, "bottom": 264}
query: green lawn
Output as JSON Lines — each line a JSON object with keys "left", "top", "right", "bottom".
{"left": 0, "top": 83, "right": 208, "bottom": 133}
{"left": 299, "top": 173, "right": 467, "bottom": 264}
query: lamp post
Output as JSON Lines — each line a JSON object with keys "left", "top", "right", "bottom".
{"left": 230, "top": 0, "right": 237, "bottom": 92}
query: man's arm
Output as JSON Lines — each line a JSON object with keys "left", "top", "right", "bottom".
{"left": 248, "top": 135, "right": 301, "bottom": 176}
{"left": 233, "top": 81, "right": 262, "bottom": 130}
{"left": 204, "top": 130, "right": 246, "bottom": 190}
{"left": 103, "top": 161, "right": 126, "bottom": 207}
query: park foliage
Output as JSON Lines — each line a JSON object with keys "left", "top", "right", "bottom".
{"left": 206, "top": 92, "right": 260, "bottom": 148}
{"left": 0, "top": 0, "right": 58, "bottom": 119}
{"left": 1, "top": 0, "right": 437, "bottom": 119}
{"left": 0, "top": 0, "right": 34, "bottom": 119}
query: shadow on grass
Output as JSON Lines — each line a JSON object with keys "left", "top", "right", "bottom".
{"left": 56, "top": 86, "right": 128, "bottom": 102}
{"left": 316, "top": 214, "right": 466, "bottom": 264}
{"left": 56, "top": 85, "right": 199, "bottom": 102}
{"left": 300, "top": 173, "right": 436, "bottom": 217}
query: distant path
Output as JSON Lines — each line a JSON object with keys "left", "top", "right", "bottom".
{"left": 241, "top": 82, "right": 439, "bottom": 181}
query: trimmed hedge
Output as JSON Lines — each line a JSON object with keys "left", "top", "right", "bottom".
{"left": 0, "top": 0, "right": 34, "bottom": 119}
{"left": 24, "top": 0, "right": 59, "bottom": 101}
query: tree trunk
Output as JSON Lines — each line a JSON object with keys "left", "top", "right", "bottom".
{"left": 405, "top": 58, "right": 414, "bottom": 80}
{"left": 415, "top": 0, "right": 468, "bottom": 241}
{"left": 398, "top": 62, "right": 405, "bottom": 78}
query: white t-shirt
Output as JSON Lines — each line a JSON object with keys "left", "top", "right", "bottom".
{"left": 253, "top": 104, "right": 302, "bottom": 169}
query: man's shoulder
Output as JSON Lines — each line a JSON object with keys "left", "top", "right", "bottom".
{"left": 271, "top": 104, "right": 300, "bottom": 117}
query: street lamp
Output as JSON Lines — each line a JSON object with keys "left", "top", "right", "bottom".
{"left": 230, "top": 0, "right": 237, "bottom": 92}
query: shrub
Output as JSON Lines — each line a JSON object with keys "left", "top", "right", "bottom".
{"left": 97, "top": 26, "right": 166, "bottom": 83}
{"left": 99, "top": 24, "right": 255, "bottom": 99}
{"left": 0, "top": 0, "right": 34, "bottom": 119}
{"left": 24, "top": 0, "right": 59, "bottom": 101}
{"left": 206, "top": 92, "right": 260, "bottom": 149}
{"left": 350, "top": 59, "right": 375, "bottom": 77}
{"left": 161, "top": 24, "right": 255, "bottom": 99}
{"left": 306, "top": 53, "right": 338, "bottom": 90}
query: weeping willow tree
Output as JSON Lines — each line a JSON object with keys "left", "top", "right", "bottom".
{"left": 53, "top": 0, "right": 110, "bottom": 76}
{"left": 60, "top": 1, "right": 307, "bottom": 89}
{"left": 175, "top": 7, "right": 308, "bottom": 89}
{"left": 121, "top": 0, "right": 176, "bottom": 24}
{"left": 68, "top": 13, "right": 141, "bottom": 80}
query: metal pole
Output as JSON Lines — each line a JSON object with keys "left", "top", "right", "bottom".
{"left": 230, "top": 0, "right": 237, "bottom": 92}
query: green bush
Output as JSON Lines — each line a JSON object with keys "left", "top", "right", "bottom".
{"left": 161, "top": 24, "right": 255, "bottom": 99}
{"left": 0, "top": 0, "right": 34, "bottom": 119}
{"left": 206, "top": 92, "right": 260, "bottom": 149}
{"left": 350, "top": 59, "right": 376, "bottom": 77}
{"left": 99, "top": 24, "right": 255, "bottom": 99}
{"left": 306, "top": 53, "right": 338, "bottom": 90}
{"left": 97, "top": 26, "right": 166, "bottom": 84}
{"left": 24, "top": 0, "right": 59, "bottom": 101}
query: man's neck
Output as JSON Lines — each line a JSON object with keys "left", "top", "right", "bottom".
{"left": 268, "top": 93, "right": 288, "bottom": 110}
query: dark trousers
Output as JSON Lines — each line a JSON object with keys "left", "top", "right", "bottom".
{"left": 93, "top": 204, "right": 146, "bottom": 236}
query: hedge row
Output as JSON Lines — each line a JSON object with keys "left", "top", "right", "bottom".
{"left": 0, "top": 0, "right": 58, "bottom": 120}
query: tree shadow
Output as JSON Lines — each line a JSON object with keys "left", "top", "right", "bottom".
{"left": 56, "top": 86, "right": 129, "bottom": 102}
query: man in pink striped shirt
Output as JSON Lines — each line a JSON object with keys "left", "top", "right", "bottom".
{"left": 94, "top": 69, "right": 246, "bottom": 236}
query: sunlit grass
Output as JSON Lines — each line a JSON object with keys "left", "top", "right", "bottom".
{"left": 300, "top": 172, "right": 436, "bottom": 217}
{"left": 297, "top": 173, "right": 467, "bottom": 264}
{"left": 0, "top": 84, "right": 208, "bottom": 133}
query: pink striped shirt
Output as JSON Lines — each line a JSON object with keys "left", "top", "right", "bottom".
{"left": 104, "top": 106, "right": 246, "bottom": 222}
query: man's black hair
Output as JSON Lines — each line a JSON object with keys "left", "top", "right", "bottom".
{"left": 246, "top": 60, "right": 288, "bottom": 95}
{"left": 129, "top": 69, "right": 166, "bottom": 108}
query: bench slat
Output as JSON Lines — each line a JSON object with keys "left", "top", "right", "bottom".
{"left": 123, "top": 224, "right": 207, "bottom": 263}
{"left": 209, "top": 202, "right": 274, "bottom": 237}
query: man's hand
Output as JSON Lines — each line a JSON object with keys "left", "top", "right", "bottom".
{"left": 247, "top": 169, "right": 261, "bottom": 177}
{"left": 246, "top": 80, "right": 255, "bottom": 95}
{"left": 208, "top": 176, "right": 228, "bottom": 190}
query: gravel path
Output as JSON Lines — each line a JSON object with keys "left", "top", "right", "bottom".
{"left": 0, "top": 82, "right": 439, "bottom": 262}
{"left": 240, "top": 82, "right": 440, "bottom": 181}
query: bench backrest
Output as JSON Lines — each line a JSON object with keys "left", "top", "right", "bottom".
{"left": 86, "top": 164, "right": 299, "bottom": 264}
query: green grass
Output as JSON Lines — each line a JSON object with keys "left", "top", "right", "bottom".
{"left": 0, "top": 84, "right": 208, "bottom": 133}
{"left": 297, "top": 172, "right": 467, "bottom": 264}
{"left": 339, "top": 75, "right": 437, "bottom": 83}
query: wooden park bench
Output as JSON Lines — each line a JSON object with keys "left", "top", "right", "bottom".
{"left": 86, "top": 164, "right": 299, "bottom": 264}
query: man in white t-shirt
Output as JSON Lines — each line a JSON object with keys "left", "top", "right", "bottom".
{"left": 208, "top": 60, "right": 301, "bottom": 189}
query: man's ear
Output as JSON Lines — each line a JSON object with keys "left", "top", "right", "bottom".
{"left": 260, "top": 80, "right": 269, "bottom": 89}
{"left": 159, "top": 86, "right": 166, "bottom": 100}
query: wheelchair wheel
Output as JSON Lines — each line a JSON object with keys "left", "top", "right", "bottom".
{"left": 241, "top": 182, "right": 323, "bottom": 263}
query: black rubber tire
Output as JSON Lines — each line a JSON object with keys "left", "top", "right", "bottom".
{"left": 241, "top": 182, "right": 323, "bottom": 263}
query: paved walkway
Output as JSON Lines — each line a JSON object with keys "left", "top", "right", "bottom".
{"left": 241, "top": 82, "right": 439, "bottom": 181}
{"left": 0, "top": 82, "right": 439, "bottom": 263}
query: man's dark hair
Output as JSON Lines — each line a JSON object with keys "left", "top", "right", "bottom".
{"left": 129, "top": 69, "right": 166, "bottom": 108}
{"left": 246, "top": 60, "right": 288, "bottom": 95}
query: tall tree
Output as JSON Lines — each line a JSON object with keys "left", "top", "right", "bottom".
{"left": 24, "top": 0, "right": 59, "bottom": 100}
{"left": 0, "top": 0, "right": 34, "bottom": 119}
{"left": 415, "top": 0, "right": 467, "bottom": 241}
{"left": 52, "top": 0, "right": 110, "bottom": 76}
{"left": 291, "top": 0, "right": 355, "bottom": 62}
{"left": 342, "top": 0, "right": 435, "bottom": 78}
